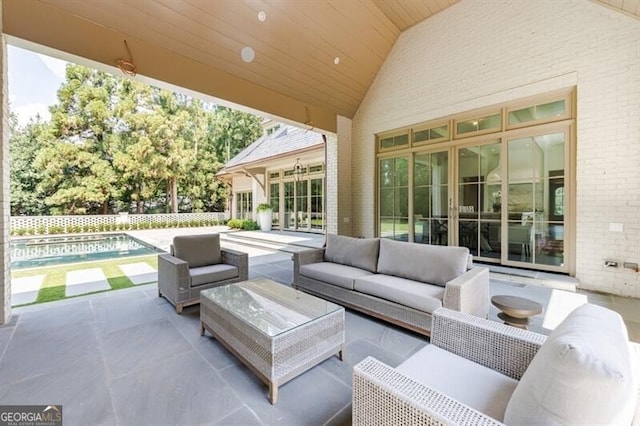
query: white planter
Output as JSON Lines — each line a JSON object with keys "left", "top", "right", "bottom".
{"left": 258, "top": 210, "right": 272, "bottom": 232}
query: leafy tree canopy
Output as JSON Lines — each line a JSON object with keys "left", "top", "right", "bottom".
{"left": 10, "top": 64, "right": 263, "bottom": 215}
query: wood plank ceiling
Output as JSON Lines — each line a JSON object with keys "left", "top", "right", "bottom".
{"left": 3, "top": 0, "right": 639, "bottom": 130}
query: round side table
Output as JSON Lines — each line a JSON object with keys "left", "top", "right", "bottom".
{"left": 491, "top": 295, "right": 543, "bottom": 329}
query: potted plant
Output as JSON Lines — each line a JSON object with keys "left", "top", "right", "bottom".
{"left": 257, "top": 203, "right": 273, "bottom": 232}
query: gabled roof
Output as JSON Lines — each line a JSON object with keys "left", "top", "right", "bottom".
{"left": 219, "top": 125, "right": 324, "bottom": 174}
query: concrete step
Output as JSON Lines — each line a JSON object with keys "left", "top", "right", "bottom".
{"left": 220, "top": 231, "right": 322, "bottom": 254}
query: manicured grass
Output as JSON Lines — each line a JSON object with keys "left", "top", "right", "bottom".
{"left": 12, "top": 255, "right": 159, "bottom": 306}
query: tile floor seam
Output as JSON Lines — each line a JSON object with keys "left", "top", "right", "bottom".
{"left": 322, "top": 401, "right": 352, "bottom": 426}
{"left": 0, "top": 316, "right": 21, "bottom": 363}
{"left": 92, "top": 316, "right": 121, "bottom": 426}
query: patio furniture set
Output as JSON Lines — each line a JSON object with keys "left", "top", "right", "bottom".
{"left": 157, "top": 232, "right": 640, "bottom": 424}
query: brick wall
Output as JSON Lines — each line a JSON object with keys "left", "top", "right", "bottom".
{"left": 351, "top": 0, "right": 640, "bottom": 296}
{"left": 0, "top": 18, "right": 10, "bottom": 324}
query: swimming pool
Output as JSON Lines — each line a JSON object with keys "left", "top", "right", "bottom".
{"left": 10, "top": 233, "right": 164, "bottom": 269}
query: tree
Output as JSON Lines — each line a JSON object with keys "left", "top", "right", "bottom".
{"left": 10, "top": 63, "right": 264, "bottom": 215}
{"left": 9, "top": 112, "right": 50, "bottom": 215}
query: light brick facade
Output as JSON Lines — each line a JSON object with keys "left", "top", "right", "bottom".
{"left": 0, "top": 10, "right": 10, "bottom": 324}
{"left": 350, "top": 0, "right": 640, "bottom": 296}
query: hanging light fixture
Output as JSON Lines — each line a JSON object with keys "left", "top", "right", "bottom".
{"left": 293, "top": 158, "right": 305, "bottom": 182}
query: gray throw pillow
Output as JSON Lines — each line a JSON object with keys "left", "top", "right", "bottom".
{"left": 324, "top": 234, "right": 380, "bottom": 273}
{"left": 377, "top": 239, "right": 469, "bottom": 286}
{"left": 173, "top": 234, "right": 222, "bottom": 268}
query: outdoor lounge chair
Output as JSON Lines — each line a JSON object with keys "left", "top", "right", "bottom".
{"left": 158, "top": 234, "right": 248, "bottom": 313}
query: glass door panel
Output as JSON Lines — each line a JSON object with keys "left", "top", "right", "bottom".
{"left": 506, "top": 132, "right": 566, "bottom": 269}
{"left": 283, "top": 181, "right": 295, "bottom": 230}
{"left": 310, "top": 178, "right": 324, "bottom": 230}
{"left": 413, "top": 151, "right": 448, "bottom": 245}
{"left": 456, "top": 143, "right": 501, "bottom": 259}
{"left": 296, "top": 179, "right": 309, "bottom": 231}
{"left": 379, "top": 157, "right": 409, "bottom": 241}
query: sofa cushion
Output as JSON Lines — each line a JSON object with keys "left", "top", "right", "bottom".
{"left": 397, "top": 344, "right": 518, "bottom": 421}
{"left": 190, "top": 264, "right": 238, "bottom": 287}
{"left": 354, "top": 274, "right": 444, "bottom": 314}
{"left": 324, "top": 234, "right": 379, "bottom": 273}
{"left": 173, "top": 234, "right": 222, "bottom": 268}
{"left": 300, "top": 262, "right": 374, "bottom": 290}
{"left": 504, "top": 303, "right": 637, "bottom": 425}
{"left": 377, "top": 239, "right": 469, "bottom": 287}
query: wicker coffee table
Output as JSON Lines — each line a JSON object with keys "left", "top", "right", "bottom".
{"left": 200, "top": 278, "right": 345, "bottom": 404}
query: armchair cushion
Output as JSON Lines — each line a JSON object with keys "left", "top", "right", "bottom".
{"left": 397, "top": 344, "right": 518, "bottom": 421}
{"left": 504, "top": 303, "right": 637, "bottom": 425}
{"left": 324, "top": 234, "right": 379, "bottom": 273}
{"left": 190, "top": 264, "right": 238, "bottom": 287}
{"left": 377, "top": 239, "right": 469, "bottom": 287}
{"left": 173, "top": 234, "right": 222, "bottom": 268}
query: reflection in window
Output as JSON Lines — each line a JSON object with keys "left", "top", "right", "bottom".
{"left": 554, "top": 187, "right": 564, "bottom": 216}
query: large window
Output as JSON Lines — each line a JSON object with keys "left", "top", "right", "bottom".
{"left": 379, "top": 156, "right": 409, "bottom": 240}
{"left": 236, "top": 191, "right": 252, "bottom": 220}
{"left": 376, "top": 88, "right": 574, "bottom": 273}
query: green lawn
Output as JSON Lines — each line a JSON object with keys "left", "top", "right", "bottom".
{"left": 12, "top": 255, "right": 159, "bottom": 306}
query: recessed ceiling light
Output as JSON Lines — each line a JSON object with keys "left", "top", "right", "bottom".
{"left": 258, "top": 11, "right": 267, "bottom": 22}
{"left": 241, "top": 46, "right": 255, "bottom": 63}
{"left": 333, "top": 57, "right": 340, "bottom": 65}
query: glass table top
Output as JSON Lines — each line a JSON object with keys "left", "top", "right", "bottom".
{"left": 201, "top": 278, "right": 342, "bottom": 337}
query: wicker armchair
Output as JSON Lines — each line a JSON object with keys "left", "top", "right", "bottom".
{"left": 353, "top": 307, "right": 640, "bottom": 425}
{"left": 158, "top": 234, "right": 248, "bottom": 313}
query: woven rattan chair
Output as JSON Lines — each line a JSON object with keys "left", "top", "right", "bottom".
{"left": 158, "top": 234, "right": 248, "bottom": 313}
{"left": 353, "top": 306, "right": 640, "bottom": 425}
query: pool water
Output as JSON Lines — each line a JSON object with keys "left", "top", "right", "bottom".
{"left": 10, "top": 233, "right": 163, "bottom": 269}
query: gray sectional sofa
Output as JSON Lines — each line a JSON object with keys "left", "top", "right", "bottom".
{"left": 293, "top": 234, "right": 489, "bottom": 336}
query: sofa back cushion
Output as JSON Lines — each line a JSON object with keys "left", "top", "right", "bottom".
{"left": 173, "top": 234, "right": 222, "bottom": 268}
{"left": 324, "top": 234, "right": 379, "bottom": 273}
{"left": 504, "top": 303, "right": 637, "bottom": 425}
{"left": 377, "top": 239, "right": 469, "bottom": 286}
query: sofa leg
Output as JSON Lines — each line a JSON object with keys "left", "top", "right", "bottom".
{"left": 176, "top": 303, "right": 183, "bottom": 314}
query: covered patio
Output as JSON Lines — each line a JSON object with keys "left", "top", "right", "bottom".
{"left": 0, "top": 229, "right": 638, "bottom": 424}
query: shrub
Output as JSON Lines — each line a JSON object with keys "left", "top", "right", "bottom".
{"left": 14, "top": 228, "right": 27, "bottom": 236}
{"left": 48, "top": 225, "right": 63, "bottom": 234}
{"left": 37, "top": 225, "right": 47, "bottom": 235}
{"left": 227, "top": 218, "right": 243, "bottom": 229}
{"left": 242, "top": 220, "right": 259, "bottom": 230}
{"left": 257, "top": 203, "right": 273, "bottom": 212}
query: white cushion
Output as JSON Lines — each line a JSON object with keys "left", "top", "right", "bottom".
{"left": 397, "top": 345, "right": 518, "bottom": 421}
{"left": 324, "top": 234, "right": 380, "bottom": 273}
{"left": 504, "top": 303, "right": 637, "bottom": 425}
{"left": 354, "top": 274, "right": 444, "bottom": 314}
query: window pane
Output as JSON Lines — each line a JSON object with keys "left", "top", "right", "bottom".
{"left": 394, "top": 219, "right": 409, "bottom": 241}
{"left": 394, "top": 134, "right": 409, "bottom": 148}
{"left": 395, "top": 188, "right": 408, "bottom": 216}
{"left": 433, "top": 151, "right": 448, "bottom": 185}
{"left": 380, "top": 159, "right": 394, "bottom": 187}
{"left": 395, "top": 158, "right": 408, "bottom": 186}
{"left": 508, "top": 223, "right": 532, "bottom": 263}
{"left": 380, "top": 217, "right": 394, "bottom": 239}
{"left": 508, "top": 137, "right": 535, "bottom": 181}
{"left": 430, "top": 125, "right": 449, "bottom": 140}
{"left": 414, "top": 130, "right": 429, "bottom": 143}
{"left": 479, "top": 114, "right": 500, "bottom": 130}
{"left": 415, "top": 154, "right": 431, "bottom": 186}
{"left": 508, "top": 183, "right": 533, "bottom": 213}
{"left": 459, "top": 220, "right": 478, "bottom": 256}
{"left": 458, "top": 148, "right": 479, "bottom": 183}
{"left": 380, "top": 188, "right": 393, "bottom": 216}
{"left": 536, "top": 100, "right": 565, "bottom": 120}
{"left": 380, "top": 137, "right": 393, "bottom": 149}
{"left": 414, "top": 186, "right": 431, "bottom": 217}
{"left": 457, "top": 119, "right": 477, "bottom": 134}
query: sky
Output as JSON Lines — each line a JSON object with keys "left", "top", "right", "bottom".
{"left": 8, "top": 45, "right": 68, "bottom": 128}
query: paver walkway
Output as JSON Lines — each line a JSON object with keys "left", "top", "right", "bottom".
{"left": 11, "top": 275, "right": 45, "bottom": 305}
{"left": 65, "top": 268, "right": 111, "bottom": 297}
{"left": 119, "top": 262, "right": 157, "bottom": 285}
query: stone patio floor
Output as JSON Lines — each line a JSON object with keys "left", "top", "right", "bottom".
{"left": 1, "top": 229, "right": 639, "bottom": 425}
